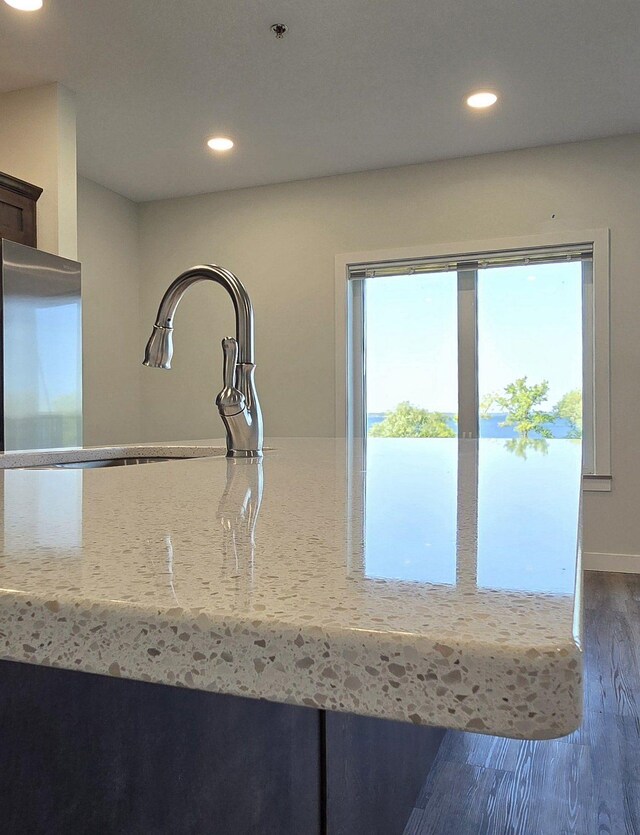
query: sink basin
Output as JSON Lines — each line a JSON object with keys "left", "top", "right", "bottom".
{"left": 0, "top": 444, "right": 227, "bottom": 470}
{"left": 20, "top": 456, "right": 194, "bottom": 470}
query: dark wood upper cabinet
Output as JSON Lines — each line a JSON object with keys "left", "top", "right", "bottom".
{"left": 0, "top": 171, "right": 43, "bottom": 249}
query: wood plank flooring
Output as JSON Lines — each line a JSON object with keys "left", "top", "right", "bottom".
{"left": 404, "top": 572, "right": 640, "bottom": 835}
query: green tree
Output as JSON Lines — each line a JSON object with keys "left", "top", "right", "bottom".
{"left": 369, "top": 402, "right": 455, "bottom": 438}
{"left": 554, "top": 389, "right": 582, "bottom": 438}
{"left": 493, "top": 377, "right": 555, "bottom": 438}
{"left": 480, "top": 392, "right": 498, "bottom": 420}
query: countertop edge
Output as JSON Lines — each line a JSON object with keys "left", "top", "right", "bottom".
{"left": 0, "top": 589, "right": 583, "bottom": 740}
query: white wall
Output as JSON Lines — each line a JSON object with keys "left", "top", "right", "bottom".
{"left": 138, "top": 133, "right": 640, "bottom": 561}
{"left": 77, "top": 176, "right": 141, "bottom": 445}
{"left": 0, "top": 84, "right": 77, "bottom": 258}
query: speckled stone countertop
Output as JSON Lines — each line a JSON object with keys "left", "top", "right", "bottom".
{"left": 0, "top": 437, "right": 583, "bottom": 739}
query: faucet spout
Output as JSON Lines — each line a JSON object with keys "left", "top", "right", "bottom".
{"left": 144, "top": 265, "right": 255, "bottom": 363}
{"left": 143, "top": 264, "right": 263, "bottom": 458}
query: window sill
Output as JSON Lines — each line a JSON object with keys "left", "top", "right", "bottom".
{"left": 582, "top": 475, "right": 612, "bottom": 492}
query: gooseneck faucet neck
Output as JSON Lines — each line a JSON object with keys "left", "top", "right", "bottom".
{"left": 149, "top": 265, "right": 255, "bottom": 364}
{"left": 143, "top": 264, "right": 263, "bottom": 459}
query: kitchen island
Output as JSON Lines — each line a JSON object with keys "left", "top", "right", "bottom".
{"left": 0, "top": 437, "right": 583, "bottom": 834}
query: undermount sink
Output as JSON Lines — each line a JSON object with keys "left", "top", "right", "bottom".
{"left": 20, "top": 456, "right": 194, "bottom": 470}
{"left": 0, "top": 444, "right": 227, "bottom": 471}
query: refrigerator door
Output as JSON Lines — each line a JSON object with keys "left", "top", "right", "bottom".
{"left": 1, "top": 240, "right": 82, "bottom": 451}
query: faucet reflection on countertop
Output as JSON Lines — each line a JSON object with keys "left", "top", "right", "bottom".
{"left": 159, "top": 458, "right": 263, "bottom": 604}
{"left": 217, "top": 457, "right": 263, "bottom": 584}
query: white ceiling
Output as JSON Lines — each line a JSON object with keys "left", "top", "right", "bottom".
{"left": 1, "top": 0, "right": 638, "bottom": 202}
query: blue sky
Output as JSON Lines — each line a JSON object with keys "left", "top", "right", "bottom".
{"left": 364, "top": 262, "right": 583, "bottom": 414}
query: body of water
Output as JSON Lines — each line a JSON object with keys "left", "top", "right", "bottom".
{"left": 367, "top": 412, "right": 576, "bottom": 439}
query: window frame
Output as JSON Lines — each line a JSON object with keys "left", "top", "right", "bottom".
{"left": 335, "top": 230, "right": 611, "bottom": 490}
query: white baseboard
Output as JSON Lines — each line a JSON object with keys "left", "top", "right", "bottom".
{"left": 583, "top": 551, "right": 640, "bottom": 574}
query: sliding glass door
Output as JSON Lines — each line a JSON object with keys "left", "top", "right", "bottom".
{"left": 349, "top": 245, "right": 592, "bottom": 470}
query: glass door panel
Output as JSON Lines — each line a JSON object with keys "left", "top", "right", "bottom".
{"left": 364, "top": 272, "right": 458, "bottom": 438}
{"left": 477, "top": 262, "right": 583, "bottom": 445}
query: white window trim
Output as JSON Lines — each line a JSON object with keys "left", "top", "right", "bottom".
{"left": 334, "top": 229, "right": 611, "bottom": 490}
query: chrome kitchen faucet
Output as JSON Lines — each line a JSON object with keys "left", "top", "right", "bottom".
{"left": 143, "top": 265, "right": 263, "bottom": 458}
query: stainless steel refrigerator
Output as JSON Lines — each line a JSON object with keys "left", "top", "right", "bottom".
{"left": 0, "top": 239, "right": 82, "bottom": 451}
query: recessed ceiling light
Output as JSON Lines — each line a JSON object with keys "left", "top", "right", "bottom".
{"left": 207, "top": 137, "right": 234, "bottom": 152}
{"left": 4, "top": 0, "right": 43, "bottom": 10}
{"left": 466, "top": 91, "right": 498, "bottom": 109}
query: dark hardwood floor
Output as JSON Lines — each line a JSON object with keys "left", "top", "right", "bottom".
{"left": 404, "top": 572, "right": 640, "bottom": 835}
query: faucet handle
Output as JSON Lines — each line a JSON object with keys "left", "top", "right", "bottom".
{"left": 216, "top": 337, "right": 245, "bottom": 416}
{"left": 222, "top": 336, "right": 238, "bottom": 390}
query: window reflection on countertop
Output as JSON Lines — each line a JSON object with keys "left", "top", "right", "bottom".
{"left": 0, "top": 436, "right": 581, "bottom": 608}
{"left": 350, "top": 437, "right": 581, "bottom": 595}
{"left": 2, "top": 468, "right": 82, "bottom": 554}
